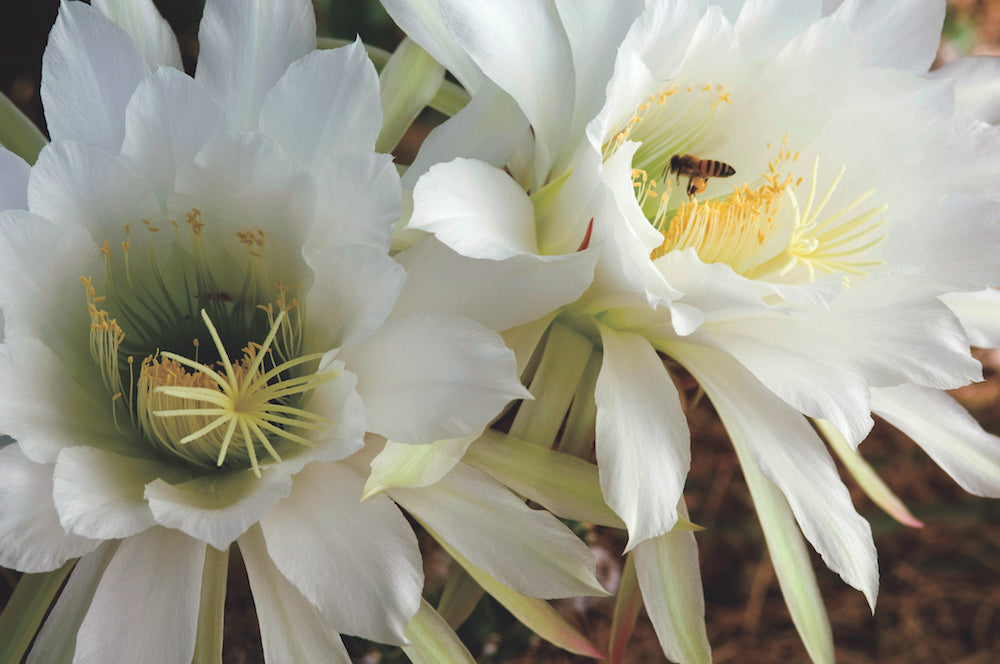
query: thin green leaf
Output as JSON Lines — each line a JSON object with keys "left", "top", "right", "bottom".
{"left": 403, "top": 599, "right": 476, "bottom": 664}
{"left": 608, "top": 555, "right": 642, "bottom": 664}
{"left": 437, "top": 564, "right": 484, "bottom": 630}
{"left": 0, "top": 92, "right": 47, "bottom": 164}
{"left": 0, "top": 562, "right": 73, "bottom": 664}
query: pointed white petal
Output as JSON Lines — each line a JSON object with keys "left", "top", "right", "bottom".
{"left": 831, "top": 0, "right": 944, "bottom": 73}
{"left": 633, "top": 502, "right": 711, "bottom": 664}
{"left": 53, "top": 447, "right": 166, "bottom": 540}
{"left": 145, "top": 469, "right": 293, "bottom": 551}
{"left": 438, "top": 0, "right": 575, "bottom": 181}
{"left": 195, "top": 0, "right": 316, "bottom": 132}
{"left": 872, "top": 384, "right": 1000, "bottom": 498}
{"left": 260, "top": 41, "right": 382, "bottom": 165}
{"left": 0, "top": 147, "right": 29, "bottom": 210}
{"left": 28, "top": 140, "right": 159, "bottom": 235}
{"left": 365, "top": 436, "right": 475, "bottom": 495}
{"left": 0, "top": 445, "right": 100, "bottom": 572}
{"left": 239, "top": 525, "right": 352, "bottom": 663}
{"left": 390, "top": 463, "right": 606, "bottom": 598}
{"left": 379, "top": 0, "right": 485, "bottom": 93}
{"left": 304, "top": 245, "right": 406, "bottom": 350}
{"left": 75, "top": 528, "right": 204, "bottom": 664}
{"left": 403, "top": 81, "right": 530, "bottom": 189}
{"left": 26, "top": 542, "right": 119, "bottom": 664}
{"left": 92, "top": 0, "right": 182, "bottom": 70}
{"left": 41, "top": 1, "right": 148, "bottom": 152}
{"left": 308, "top": 151, "right": 400, "bottom": 253}
{"left": 930, "top": 55, "right": 1000, "bottom": 124}
{"left": 258, "top": 462, "right": 422, "bottom": 644}
{"left": 942, "top": 288, "right": 1000, "bottom": 349}
{"left": 392, "top": 236, "right": 597, "bottom": 332}
{"left": 675, "top": 343, "right": 878, "bottom": 609}
{"left": 341, "top": 313, "right": 529, "bottom": 444}
{"left": 410, "top": 158, "right": 539, "bottom": 259}
{"left": 594, "top": 325, "right": 689, "bottom": 550}
{"left": 119, "top": 68, "right": 225, "bottom": 205}
{"left": 0, "top": 337, "right": 130, "bottom": 465}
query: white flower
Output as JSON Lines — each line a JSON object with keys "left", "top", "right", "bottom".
{"left": 0, "top": 0, "right": 597, "bottom": 661}
{"left": 381, "top": 0, "right": 1000, "bottom": 661}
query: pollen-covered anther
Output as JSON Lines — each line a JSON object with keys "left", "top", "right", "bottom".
{"left": 138, "top": 309, "right": 338, "bottom": 477}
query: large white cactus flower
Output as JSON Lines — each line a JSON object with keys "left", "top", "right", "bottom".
{"left": 0, "top": 0, "right": 545, "bottom": 660}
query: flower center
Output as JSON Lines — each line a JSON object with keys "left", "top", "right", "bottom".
{"left": 82, "top": 210, "right": 334, "bottom": 476}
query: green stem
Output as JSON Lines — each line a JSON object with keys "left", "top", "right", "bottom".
{"left": 317, "top": 37, "right": 469, "bottom": 117}
{"left": 0, "top": 562, "right": 74, "bottom": 664}
{"left": 509, "top": 321, "right": 594, "bottom": 448}
{"left": 0, "top": 92, "right": 47, "bottom": 165}
{"left": 559, "top": 349, "right": 602, "bottom": 458}
{"left": 190, "top": 545, "right": 229, "bottom": 664}
{"left": 436, "top": 563, "right": 484, "bottom": 630}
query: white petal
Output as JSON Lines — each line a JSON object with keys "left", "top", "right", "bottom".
{"left": 145, "top": 469, "right": 293, "bottom": 551}
{"left": 0, "top": 147, "right": 30, "bottom": 210}
{"left": 379, "top": 0, "right": 485, "bottom": 92}
{"left": 260, "top": 41, "right": 382, "bottom": 165}
{"left": 75, "top": 528, "right": 204, "bottom": 664}
{"left": 119, "top": 68, "right": 225, "bottom": 205}
{"left": 872, "top": 384, "right": 1000, "bottom": 498}
{"left": 734, "top": 0, "right": 822, "bottom": 60}
{"left": 308, "top": 151, "right": 400, "bottom": 253}
{"left": 410, "top": 158, "right": 539, "bottom": 259}
{"left": 403, "top": 80, "right": 530, "bottom": 190}
{"left": 340, "top": 313, "right": 529, "bottom": 444}
{"left": 439, "top": 0, "right": 574, "bottom": 182}
{"left": 392, "top": 236, "right": 597, "bottom": 332}
{"left": 40, "top": 1, "right": 148, "bottom": 152}
{"left": 0, "top": 445, "right": 100, "bottom": 572}
{"left": 389, "top": 463, "right": 606, "bottom": 598}
{"left": 633, "top": 503, "right": 712, "bottom": 664}
{"left": 594, "top": 325, "right": 689, "bottom": 550}
{"left": 53, "top": 447, "right": 166, "bottom": 540}
{"left": 304, "top": 245, "right": 406, "bottom": 350}
{"left": 0, "top": 337, "right": 130, "bottom": 464}
{"left": 28, "top": 140, "right": 160, "bottom": 234}
{"left": 676, "top": 344, "right": 878, "bottom": 608}
{"left": 26, "top": 542, "right": 119, "bottom": 664}
{"left": 92, "top": 0, "right": 182, "bottom": 70}
{"left": 365, "top": 436, "right": 475, "bottom": 495}
{"left": 930, "top": 56, "right": 1000, "bottom": 125}
{"left": 942, "top": 288, "right": 1000, "bottom": 348}
{"left": 831, "top": 0, "right": 944, "bottom": 74}
{"left": 195, "top": 0, "right": 316, "bottom": 132}
{"left": 238, "top": 525, "right": 352, "bottom": 663}
{"left": 258, "top": 462, "right": 422, "bottom": 644}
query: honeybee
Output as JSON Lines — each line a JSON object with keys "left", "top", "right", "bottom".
{"left": 667, "top": 154, "right": 736, "bottom": 197}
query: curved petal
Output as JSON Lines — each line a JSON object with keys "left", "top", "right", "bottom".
{"left": 594, "top": 325, "right": 690, "bottom": 550}
{"left": 872, "top": 384, "right": 1000, "bottom": 498}
{"left": 340, "top": 312, "right": 529, "bottom": 444}
{"left": 26, "top": 542, "right": 119, "bottom": 664}
{"left": 92, "top": 0, "right": 183, "bottom": 70}
{"left": 364, "top": 435, "right": 475, "bottom": 496}
{"left": 40, "top": 1, "right": 148, "bottom": 152}
{"left": 238, "top": 525, "right": 352, "bottom": 663}
{"left": 145, "top": 468, "right": 293, "bottom": 551}
{"left": 439, "top": 0, "right": 575, "bottom": 183}
{"left": 258, "top": 461, "right": 422, "bottom": 645}
{"left": 260, "top": 41, "right": 382, "bottom": 166}
{"left": 389, "top": 463, "right": 606, "bottom": 599}
{"left": 0, "top": 445, "right": 100, "bottom": 573}
{"left": 119, "top": 67, "right": 225, "bottom": 205}
{"left": 930, "top": 56, "right": 1000, "bottom": 125}
{"left": 309, "top": 151, "right": 400, "bottom": 253}
{"left": 830, "top": 0, "right": 944, "bottom": 74}
{"left": 0, "top": 147, "right": 29, "bottom": 210}
{"left": 942, "top": 288, "right": 1000, "bottom": 349}
{"left": 410, "top": 158, "right": 539, "bottom": 259}
{"left": 392, "top": 236, "right": 597, "bottom": 332}
{"left": 304, "top": 245, "right": 406, "bottom": 351}
{"left": 75, "top": 528, "right": 204, "bottom": 664}
{"left": 194, "top": 0, "right": 316, "bottom": 132}
{"left": 0, "top": 337, "right": 130, "bottom": 465}
{"left": 53, "top": 447, "right": 166, "bottom": 540}
{"left": 675, "top": 343, "right": 878, "bottom": 609}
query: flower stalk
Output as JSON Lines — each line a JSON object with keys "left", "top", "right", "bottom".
{"left": 0, "top": 562, "right": 74, "bottom": 664}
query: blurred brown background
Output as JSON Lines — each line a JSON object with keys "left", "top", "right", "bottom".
{"left": 2, "top": 2, "right": 1000, "bottom": 663}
